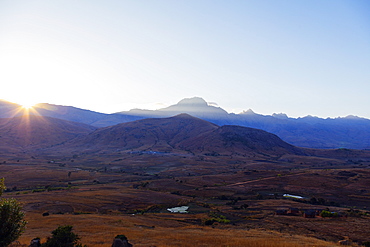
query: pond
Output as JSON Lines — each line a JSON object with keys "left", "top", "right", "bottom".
{"left": 167, "top": 206, "right": 189, "bottom": 213}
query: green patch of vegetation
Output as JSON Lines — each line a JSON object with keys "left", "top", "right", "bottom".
{"left": 320, "top": 210, "right": 338, "bottom": 217}
{"left": 32, "top": 188, "right": 46, "bottom": 193}
{"left": 47, "top": 186, "right": 67, "bottom": 191}
{"left": 203, "top": 212, "right": 230, "bottom": 225}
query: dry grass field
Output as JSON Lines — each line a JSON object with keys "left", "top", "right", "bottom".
{"left": 2, "top": 151, "right": 370, "bottom": 246}
{"left": 18, "top": 212, "right": 338, "bottom": 247}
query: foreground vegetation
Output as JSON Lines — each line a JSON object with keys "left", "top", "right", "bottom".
{"left": 0, "top": 178, "right": 27, "bottom": 247}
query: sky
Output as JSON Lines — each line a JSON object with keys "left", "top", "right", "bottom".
{"left": 0, "top": 0, "right": 369, "bottom": 118}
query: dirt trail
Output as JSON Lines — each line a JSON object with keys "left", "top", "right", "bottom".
{"left": 225, "top": 172, "right": 307, "bottom": 187}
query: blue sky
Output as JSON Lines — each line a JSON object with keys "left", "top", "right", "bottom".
{"left": 0, "top": 0, "right": 369, "bottom": 118}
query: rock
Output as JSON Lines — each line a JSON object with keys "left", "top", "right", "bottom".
{"left": 29, "top": 238, "right": 41, "bottom": 247}
{"left": 111, "top": 235, "right": 133, "bottom": 247}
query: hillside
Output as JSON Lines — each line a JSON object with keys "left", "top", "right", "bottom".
{"left": 52, "top": 114, "right": 218, "bottom": 153}
{"left": 0, "top": 115, "right": 96, "bottom": 152}
{"left": 51, "top": 114, "right": 304, "bottom": 158}
{"left": 179, "top": 125, "right": 304, "bottom": 156}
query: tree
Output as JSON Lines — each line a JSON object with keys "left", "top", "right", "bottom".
{"left": 0, "top": 178, "right": 27, "bottom": 247}
{"left": 41, "top": 225, "right": 85, "bottom": 247}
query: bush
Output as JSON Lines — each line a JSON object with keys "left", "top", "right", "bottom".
{"left": 203, "top": 212, "right": 231, "bottom": 225}
{"left": 320, "top": 210, "right": 338, "bottom": 218}
{"left": 114, "top": 235, "right": 128, "bottom": 241}
{"left": 41, "top": 225, "right": 86, "bottom": 247}
{"left": 363, "top": 241, "right": 370, "bottom": 247}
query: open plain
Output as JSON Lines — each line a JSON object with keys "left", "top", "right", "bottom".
{"left": 2, "top": 146, "right": 370, "bottom": 246}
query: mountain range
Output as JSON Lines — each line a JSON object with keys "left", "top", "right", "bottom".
{"left": 1, "top": 97, "right": 370, "bottom": 149}
{"left": 52, "top": 113, "right": 303, "bottom": 156}
{"left": 0, "top": 113, "right": 304, "bottom": 159}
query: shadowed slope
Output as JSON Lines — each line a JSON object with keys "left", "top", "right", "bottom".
{"left": 0, "top": 115, "right": 96, "bottom": 151}
{"left": 179, "top": 125, "right": 304, "bottom": 156}
{"left": 63, "top": 114, "right": 219, "bottom": 152}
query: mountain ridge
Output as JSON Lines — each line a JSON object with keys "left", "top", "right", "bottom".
{"left": 1, "top": 97, "right": 370, "bottom": 149}
{"left": 46, "top": 114, "right": 303, "bottom": 157}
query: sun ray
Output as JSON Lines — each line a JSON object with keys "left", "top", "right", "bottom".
{"left": 0, "top": 99, "right": 46, "bottom": 149}
{"left": 9, "top": 103, "right": 47, "bottom": 149}
{"left": 21, "top": 103, "right": 35, "bottom": 110}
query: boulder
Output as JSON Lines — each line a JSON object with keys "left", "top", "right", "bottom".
{"left": 111, "top": 235, "right": 133, "bottom": 247}
{"left": 29, "top": 238, "right": 41, "bottom": 247}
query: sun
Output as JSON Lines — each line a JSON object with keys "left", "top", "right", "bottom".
{"left": 21, "top": 103, "right": 35, "bottom": 109}
{"left": 17, "top": 100, "right": 38, "bottom": 110}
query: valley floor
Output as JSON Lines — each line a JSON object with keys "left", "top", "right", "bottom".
{"left": 2, "top": 152, "right": 370, "bottom": 246}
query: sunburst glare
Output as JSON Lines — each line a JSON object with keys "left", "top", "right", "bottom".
{"left": 21, "top": 103, "right": 35, "bottom": 110}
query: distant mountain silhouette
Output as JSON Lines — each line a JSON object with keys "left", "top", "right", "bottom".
{"left": 33, "top": 103, "right": 141, "bottom": 127}
{"left": 0, "top": 100, "right": 139, "bottom": 127}
{"left": 117, "top": 97, "right": 370, "bottom": 149}
{"left": 1, "top": 97, "right": 370, "bottom": 149}
{"left": 121, "top": 97, "right": 229, "bottom": 125}
{"left": 55, "top": 114, "right": 303, "bottom": 157}
{"left": 231, "top": 111, "right": 370, "bottom": 149}
{"left": 0, "top": 115, "right": 96, "bottom": 152}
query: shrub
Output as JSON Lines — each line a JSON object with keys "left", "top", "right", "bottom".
{"left": 114, "top": 235, "right": 128, "bottom": 241}
{"left": 320, "top": 210, "right": 338, "bottom": 217}
{"left": 41, "top": 225, "right": 86, "bottom": 247}
{"left": 203, "top": 212, "right": 231, "bottom": 225}
{"left": 363, "top": 241, "right": 370, "bottom": 247}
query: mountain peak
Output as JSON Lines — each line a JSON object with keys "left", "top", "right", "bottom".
{"left": 343, "top": 115, "right": 363, "bottom": 120}
{"left": 171, "top": 113, "right": 197, "bottom": 119}
{"left": 177, "top": 97, "right": 208, "bottom": 106}
{"left": 272, "top": 113, "right": 289, "bottom": 119}
{"left": 241, "top": 109, "right": 256, "bottom": 115}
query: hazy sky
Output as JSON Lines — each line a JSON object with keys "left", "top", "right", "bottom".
{"left": 0, "top": 0, "right": 369, "bottom": 118}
